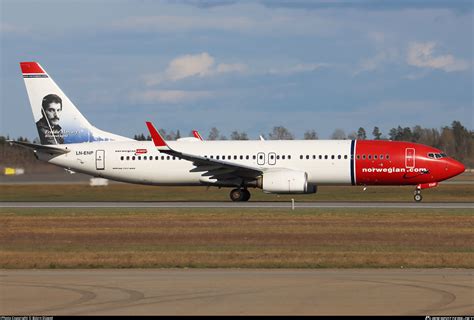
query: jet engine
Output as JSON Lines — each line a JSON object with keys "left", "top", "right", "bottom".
{"left": 256, "top": 170, "right": 317, "bottom": 194}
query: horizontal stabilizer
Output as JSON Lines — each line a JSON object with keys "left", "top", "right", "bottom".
{"left": 8, "top": 140, "right": 70, "bottom": 155}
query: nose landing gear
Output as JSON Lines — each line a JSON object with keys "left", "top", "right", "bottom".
{"left": 230, "top": 188, "right": 251, "bottom": 202}
{"left": 413, "top": 182, "right": 438, "bottom": 202}
{"left": 414, "top": 189, "right": 423, "bottom": 202}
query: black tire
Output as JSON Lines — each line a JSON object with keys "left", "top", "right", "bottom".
{"left": 230, "top": 189, "right": 244, "bottom": 202}
{"left": 242, "top": 189, "right": 251, "bottom": 202}
{"left": 414, "top": 194, "right": 423, "bottom": 202}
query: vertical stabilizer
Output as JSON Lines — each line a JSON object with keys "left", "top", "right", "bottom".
{"left": 20, "top": 62, "right": 132, "bottom": 145}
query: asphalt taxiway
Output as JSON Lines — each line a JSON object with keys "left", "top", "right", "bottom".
{"left": 0, "top": 201, "right": 473, "bottom": 209}
{"left": 1, "top": 269, "right": 472, "bottom": 315}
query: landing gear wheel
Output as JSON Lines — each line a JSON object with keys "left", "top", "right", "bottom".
{"left": 242, "top": 189, "right": 251, "bottom": 202}
{"left": 230, "top": 188, "right": 244, "bottom": 202}
{"left": 414, "top": 193, "right": 423, "bottom": 202}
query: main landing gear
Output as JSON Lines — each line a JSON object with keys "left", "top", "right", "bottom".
{"left": 230, "top": 188, "right": 251, "bottom": 202}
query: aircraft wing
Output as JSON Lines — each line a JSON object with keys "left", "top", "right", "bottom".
{"left": 146, "top": 122, "right": 262, "bottom": 182}
{"left": 7, "top": 140, "right": 70, "bottom": 155}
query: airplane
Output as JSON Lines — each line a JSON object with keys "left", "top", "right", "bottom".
{"left": 10, "top": 62, "right": 465, "bottom": 202}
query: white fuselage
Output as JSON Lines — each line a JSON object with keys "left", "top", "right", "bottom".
{"left": 41, "top": 139, "right": 353, "bottom": 186}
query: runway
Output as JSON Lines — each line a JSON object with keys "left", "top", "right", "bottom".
{"left": 0, "top": 269, "right": 472, "bottom": 315}
{"left": 1, "top": 201, "right": 473, "bottom": 209}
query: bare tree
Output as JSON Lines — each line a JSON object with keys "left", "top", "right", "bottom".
{"left": 304, "top": 130, "right": 318, "bottom": 140}
{"left": 331, "top": 128, "right": 346, "bottom": 140}
{"left": 230, "top": 131, "right": 249, "bottom": 140}
{"left": 268, "top": 126, "right": 294, "bottom": 140}
{"left": 208, "top": 127, "right": 220, "bottom": 140}
{"left": 347, "top": 131, "right": 357, "bottom": 140}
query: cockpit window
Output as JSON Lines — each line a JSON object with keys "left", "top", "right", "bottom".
{"left": 428, "top": 152, "right": 448, "bottom": 159}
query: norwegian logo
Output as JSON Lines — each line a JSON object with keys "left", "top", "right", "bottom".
{"left": 135, "top": 149, "right": 148, "bottom": 155}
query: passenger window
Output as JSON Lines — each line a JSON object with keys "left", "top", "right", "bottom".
{"left": 120, "top": 156, "right": 124, "bottom": 160}
{"left": 216, "top": 156, "right": 220, "bottom": 160}
{"left": 155, "top": 156, "right": 159, "bottom": 160}
{"left": 234, "top": 155, "right": 237, "bottom": 160}
{"left": 344, "top": 155, "right": 348, "bottom": 159}
{"left": 288, "top": 155, "right": 291, "bottom": 160}
{"left": 253, "top": 155, "right": 256, "bottom": 160}
{"left": 386, "top": 154, "right": 390, "bottom": 160}
{"left": 259, "top": 155, "right": 263, "bottom": 160}
{"left": 362, "top": 155, "right": 366, "bottom": 160}
{"left": 331, "top": 155, "right": 335, "bottom": 160}
{"left": 138, "top": 156, "right": 141, "bottom": 160}
{"left": 338, "top": 155, "right": 341, "bottom": 159}
{"left": 357, "top": 155, "right": 360, "bottom": 159}
{"left": 282, "top": 155, "right": 285, "bottom": 160}
{"left": 324, "top": 155, "right": 328, "bottom": 159}
{"left": 132, "top": 156, "right": 136, "bottom": 160}
{"left": 319, "top": 155, "right": 322, "bottom": 159}
{"left": 166, "top": 156, "right": 170, "bottom": 160}
{"left": 126, "top": 156, "right": 130, "bottom": 160}
{"left": 270, "top": 155, "right": 274, "bottom": 159}
{"left": 374, "top": 155, "right": 377, "bottom": 160}
{"left": 161, "top": 156, "right": 165, "bottom": 160}
{"left": 246, "top": 155, "right": 250, "bottom": 160}
{"left": 277, "top": 155, "right": 280, "bottom": 160}
{"left": 306, "top": 155, "right": 310, "bottom": 160}
{"left": 144, "top": 156, "right": 147, "bottom": 160}
{"left": 380, "top": 155, "right": 383, "bottom": 160}
{"left": 368, "top": 155, "right": 371, "bottom": 160}
{"left": 300, "top": 155, "right": 303, "bottom": 159}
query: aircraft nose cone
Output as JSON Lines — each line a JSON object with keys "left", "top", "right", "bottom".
{"left": 450, "top": 159, "right": 465, "bottom": 177}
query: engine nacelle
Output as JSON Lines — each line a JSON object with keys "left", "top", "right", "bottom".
{"left": 257, "top": 170, "right": 317, "bottom": 194}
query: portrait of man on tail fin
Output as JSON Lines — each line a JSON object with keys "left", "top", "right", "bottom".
{"left": 36, "top": 94, "right": 64, "bottom": 145}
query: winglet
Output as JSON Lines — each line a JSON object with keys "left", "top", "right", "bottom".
{"left": 146, "top": 121, "right": 169, "bottom": 149}
{"left": 192, "top": 130, "right": 203, "bottom": 141}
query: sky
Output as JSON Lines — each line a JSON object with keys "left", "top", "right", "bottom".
{"left": 1, "top": 0, "right": 472, "bottom": 140}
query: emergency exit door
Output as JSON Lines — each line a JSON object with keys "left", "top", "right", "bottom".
{"left": 405, "top": 148, "right": 415, "bottom": 168}
{"left": 96, "top": 150, "right": 105, "bottom": 170}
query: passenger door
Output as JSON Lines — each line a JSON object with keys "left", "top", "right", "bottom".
{"left": 96, "top": 150, "right": 105, "bottom": 170}
{"left": 405, "top": 148, "right": 415, "bottom": 168}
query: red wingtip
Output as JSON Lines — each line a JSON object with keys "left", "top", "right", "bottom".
{"left": 146, "top": 121, "right": 167, "bottom": 147}
{"left": 20, "top": 62, "right": 45, "bottom": 74}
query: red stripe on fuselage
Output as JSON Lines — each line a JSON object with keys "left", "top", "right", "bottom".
{"left": 20, "top": 62, "right": 45, "bottom": 74}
